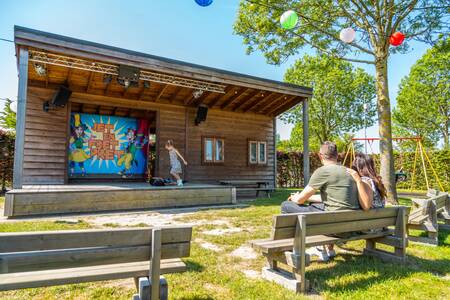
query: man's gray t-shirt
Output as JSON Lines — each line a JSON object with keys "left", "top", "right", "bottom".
{"left": 308, "top": 164, "right": 360, "bottom": 211}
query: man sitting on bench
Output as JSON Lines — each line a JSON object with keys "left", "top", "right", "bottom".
{"left": 280, "top": 141, "right": 361, "bottom": 261}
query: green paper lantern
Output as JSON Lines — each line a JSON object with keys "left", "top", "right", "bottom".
{"left": 280, "top": 10, "right": 298, "bottom": 30}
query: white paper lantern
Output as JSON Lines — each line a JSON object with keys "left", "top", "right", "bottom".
{"left": 10, "top": 101, "right": 17, "bottom": 113}
{"left": 340, "top": 27, "right": 356, "bottom": 44}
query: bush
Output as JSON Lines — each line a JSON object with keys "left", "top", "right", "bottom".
{"left": 0, "top": 129, "right": 15, "bottom": 191}
{"left": 277, "top": 150, "right": 449, "bottom": 191}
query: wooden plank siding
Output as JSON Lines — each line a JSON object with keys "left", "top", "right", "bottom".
{"left": 155, "top": 105, "right": 275, "bottom": 184}
{"left": 22, "top": 87, "right": 69, "bottom": 184}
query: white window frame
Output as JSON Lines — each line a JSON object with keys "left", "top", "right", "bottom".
{"left": 248, "top": 140, "right": 267, "bottom": 165}
{"left": 203, "top": 136, "right": 224, "bottom": 164}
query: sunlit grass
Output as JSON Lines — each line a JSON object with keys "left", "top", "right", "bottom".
{"left": 0, "top": 190, "right": 449, "bottom": 299}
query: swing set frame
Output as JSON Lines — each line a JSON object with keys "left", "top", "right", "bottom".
{"left": 343, "top": 137, "right": 444, "bottom": 192}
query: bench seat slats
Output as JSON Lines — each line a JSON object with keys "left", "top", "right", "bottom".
{"left": 0, "top": 259, "right": 186, "bottom": 292}
{"left": 0, "top": 226, "right": 192, "bottom": 252}
{"left": 252, "top": 231, "right": 390, "bottom": 254}
{"left": 273, "top": 217, "right": 396, "bottom": 239}
{"left": 1, "top": 242, "right": 190, "bottom": 274}
{"left": 273, "top": 208, "right": 400, "bottom": 229}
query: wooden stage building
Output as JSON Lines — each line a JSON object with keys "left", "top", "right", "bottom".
{"left": 6, "top": 26, "right": 312, "bottom": 217}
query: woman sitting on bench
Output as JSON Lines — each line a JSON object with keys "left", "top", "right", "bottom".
{"left": 347, "top": 153, "right": 386, "bottom": 210}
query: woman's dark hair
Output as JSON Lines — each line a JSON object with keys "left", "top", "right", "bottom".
{"left": 352, "top": 153, "right": 387, "bottom": 199}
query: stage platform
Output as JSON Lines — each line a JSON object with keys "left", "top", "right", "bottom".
{"left": 4, "top": 182, "right": 236, "bottom": 217}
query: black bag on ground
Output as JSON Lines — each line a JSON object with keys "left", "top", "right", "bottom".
{"left": 149, "top": 177, "right": 165, "bottom": 186}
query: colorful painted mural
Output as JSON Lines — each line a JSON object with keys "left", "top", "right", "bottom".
{"left": 69, "top": 113, "right": 148, "bottom": 177}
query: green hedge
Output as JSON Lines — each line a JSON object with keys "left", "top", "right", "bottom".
{"left": 0, "top": 129, "right": 14, "bottom": 191}
{"left": 277, "top": 150, "right": 449, "bottom": 191}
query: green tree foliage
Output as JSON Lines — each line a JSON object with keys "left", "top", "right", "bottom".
{"left": 0, "top": 99, "right": 16, "bottom": 130}
{"left": 234, "top": 0, "right": 449, "bottom": 201}
{"left": 280, "top": 55, "right": 376, "bottom": 146}
{"left": 393, "top": 38, "right": 450, "bottom": 149}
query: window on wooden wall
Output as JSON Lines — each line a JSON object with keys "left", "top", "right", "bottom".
{"left": 248, "top": 140, "right": 267, "bottom": 165}
{"left": 203, "top": 137, "right": 224, "bottom": 164}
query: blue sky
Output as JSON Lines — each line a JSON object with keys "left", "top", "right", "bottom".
{"left": 0, "top": 0, "right": 429, "bottom": 148}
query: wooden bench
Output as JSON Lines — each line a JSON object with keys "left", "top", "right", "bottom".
{"left": 0, "top": 226, "right": 192, "bottom": 300}
{"left": 407, "top": 189, "right": 449, "bottom": 245}
{"left": 220, "top": 180, "right": 273, "bottom": 198}
{"left": 251, "top": 207, "right": 408, "bottom": 293}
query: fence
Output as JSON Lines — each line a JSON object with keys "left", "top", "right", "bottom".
{"left": 277, "top": 150, "right": 450, "bottom": 191}
{"left": 0, "top": 129, "right": 14, "bottom": 192}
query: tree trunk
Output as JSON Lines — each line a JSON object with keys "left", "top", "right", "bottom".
{"left": 375, "top": 57, "right": 398, "bottom": 203}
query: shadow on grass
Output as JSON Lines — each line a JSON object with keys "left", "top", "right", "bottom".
{"left": 178, "top": 296, "right": 215, "bottom": 300}
{"left": 307, "top": 251, "right": 449, "bottom": 294}
{"left": 185, "top": 259, "right": 205, "bottom": 273}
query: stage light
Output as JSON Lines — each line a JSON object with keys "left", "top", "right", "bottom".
{"left": 143, "top": 81, "right": 151, "bottom": 89}
{"left": 193, "top": 89, "right": 204, "bottom": 99}
{"left": 34, "top": 63, "right": 46, "bottom": 76}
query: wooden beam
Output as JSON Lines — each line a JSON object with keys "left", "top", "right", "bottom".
{"left": 155, "top": 85, "right": 169, "bottom": 103}
{"left": 170, "top": 86, "right": 183, "bottom": 103}
{"left": 272, "top": 97, "right": 303, "bottom": 116}
{"left": 242, "top": 92, "right": 273, "bottom": 113}
{"left": 137, "top": 81, "right": 146, "bottom": 100}
{"left": 265, "top": 96, "right": 298, "bottom": 116}
{"left": 232, "top": 90, "right": 263, "bottom": 112}
{"left": 262, "top": 95, "right": 293, "bottom": 114}
{"left": 13, "top": 47, "right": 29, "bottom": 189}
{"left": 86, "top": 71, "right": 94, "bottom": 93}
{"left": 66, "top": 68, "right": 73, "bottom": 86}
{"left": 302, "top": 98, "right": 309, "bottom": 185}
{"left": 104, "top": 75, "right": 113, "bottom": 96}
{"left": 220, "top": 88, "right": 251, "bottom": 110}
{"left": 207, "top": 86, "right": 234, "bottom": 108}
{"left": 251, "top": 93, "right": 283, "bottom": 113}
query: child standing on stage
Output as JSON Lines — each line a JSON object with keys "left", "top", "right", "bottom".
{"left": 165, "top": 140, "right": 188, "bottom": 186}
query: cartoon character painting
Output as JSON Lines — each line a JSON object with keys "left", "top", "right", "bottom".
{"left": 69, "top": 114, "right": 90, "bottom": 176}
{"left": 117, "top": 128, "right": 147, "bottom": 178}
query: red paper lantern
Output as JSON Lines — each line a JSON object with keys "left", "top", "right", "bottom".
{"left": 389, "top": 32, "right": 405, "bottom": 46}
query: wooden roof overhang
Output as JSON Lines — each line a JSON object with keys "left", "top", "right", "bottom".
{"left": 14, "top": 26, "right": 313, "bottom": 117}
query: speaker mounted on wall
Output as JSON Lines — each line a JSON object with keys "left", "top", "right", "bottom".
{"left": 195, "top": 105, "right": 208, "bottom": 126}
{"left": 43, "top": 85, "right": 72, "bottom": 112}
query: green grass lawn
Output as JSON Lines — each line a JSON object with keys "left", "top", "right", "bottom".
{"left": 0, "top": 190, "right": 449, "bottom": 299}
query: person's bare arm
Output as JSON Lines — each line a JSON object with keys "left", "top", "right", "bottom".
{"left": 175, "top": 149, "right": 188, "bottom": 165}
{"left": 347, "top": 168, "right": 373, "bottom": 211}
{"left": 289, "top": 186, "right": 317, "bottom": 205}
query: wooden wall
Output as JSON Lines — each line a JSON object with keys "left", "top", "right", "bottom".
{"left": 22, "top": 87, "right": 68, "bottom": 184}
{"left": 157, "top": 106, "right": 275, "bottom": 185}
{"left": 21, "top": 87, "right": 275, "bottom": 186}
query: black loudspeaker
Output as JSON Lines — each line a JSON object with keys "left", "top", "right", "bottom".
{"left": 43, "top": 86, "right": 72, "bottom": 112}
{"left": 195, "top": 105, "right": 208, "bottom": 125}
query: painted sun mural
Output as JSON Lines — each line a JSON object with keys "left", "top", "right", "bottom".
{"left": 68, "top": 113, "right": 148, "bottom": 177}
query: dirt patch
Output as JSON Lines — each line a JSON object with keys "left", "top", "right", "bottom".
{"left": 202, "top": 227, "right": 242, "bottom": 235}
{"left": 195, "top": 238, "right": 223, "bottom": 252}
{"left": 230, "top": 245, "right": 258, "bottom": 260}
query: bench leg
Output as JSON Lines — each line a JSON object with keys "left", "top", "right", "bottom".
{"left": 134, "top": 276, "right": 168, "bottom": 300}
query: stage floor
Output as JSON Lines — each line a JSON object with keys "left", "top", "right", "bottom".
{"left": 5, "top": 182, "right": 236, "bottom": 217}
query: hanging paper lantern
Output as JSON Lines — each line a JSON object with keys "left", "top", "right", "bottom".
{"left": 389, "top": 32, "right": 405, "bottom": 46}
{"left": 195, "top": 0, "right": 213, "bottom": 7}
{"left": 280, "top": 10, "right": 298, "bottom": 30}
{"left": 10, "top": 101, "right": 17, "bottom": 113}
{"left": 339, "top": 27, "right": 356, "bottom": 44}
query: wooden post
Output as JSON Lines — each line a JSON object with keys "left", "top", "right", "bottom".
{"left": 394, "top": 207, "right": 407, "bottom": 258}
{"left": 273, "top": 118, "right": 277, "bottom": 189}
{"left": 13, "top": 47, "right": 29, "bottom": 189}
{"left": 150, "top": 228, "right": 162, "bottom": 300}
{"left": 293, "top": 215, "right": 307, "bottom": 293}
{"left": 302, "top": 98, "right": 310, "bottom": 186}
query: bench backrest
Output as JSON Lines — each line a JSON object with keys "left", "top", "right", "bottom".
{"left": 0, "top": 226, "right": 192, "bottom": 274}
{"left": 432, "top": 193, "right": 448, "bottom": 210}
{"left": 270, "top": 207, "right": 406, "bottom": 240}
